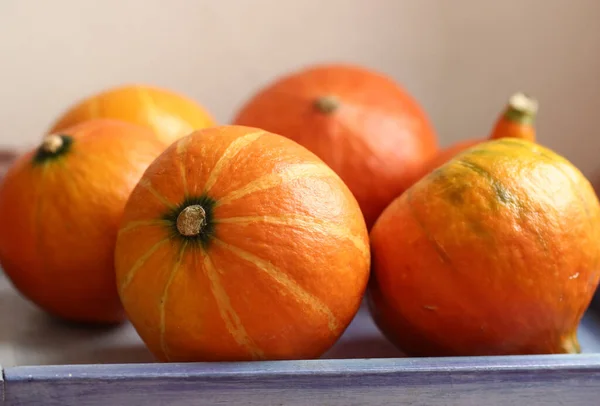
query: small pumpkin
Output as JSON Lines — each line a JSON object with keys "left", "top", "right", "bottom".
{"left": 48, "top": 84, "right": 216, "bottom": 146}
{"left": 115, "top": 125, "right": 370, "bottom": 362}
{"left": 0, "top": 119, "right": 165, "bottom": 323}
{"left": 415, "top": 92, "right": 538, "bottom": 180}
{"left": 233, "top": 63, "right": 439, "bottom": 229}
{"left": 368, "top": 138, "right": 600, "bottom": 356}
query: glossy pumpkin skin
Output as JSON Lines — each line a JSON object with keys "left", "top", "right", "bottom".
{"left": 0, "top": 119, "right": 166, "bottom": 324}
{"left": 369, "top": 138, "right": 600, "bottom": 356}
{"left": 115, "top": 125, "right": 370, "bottom": 362}
{"left": 233, "top": 64, "right": 439, "bottom": 229}
{"left": 415, "top": 139, "right": 480, "bottom": 180}
{"left": 48, "top": 84, "right": 216, "bottom": 146}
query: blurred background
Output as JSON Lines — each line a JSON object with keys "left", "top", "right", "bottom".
{"left": 1, "top": 0, "right": 599, "bottom": 177}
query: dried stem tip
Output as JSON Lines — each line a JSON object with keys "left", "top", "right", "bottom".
{"left": 41, "top": 134, "right": 64, "bottom": 154}
{"left": 176, "top": 205, "right": 206, "bottom": 237}
{"left": 508, "top": 92, "right": 539, "bottom": 116}
{"left": 314, "top": 95, "right": 340, "bottom": 114}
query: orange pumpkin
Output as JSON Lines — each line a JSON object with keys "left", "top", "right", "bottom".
{"left": 0, "top": 119, "right": 165, "bottom": 324}
{"left": 115, "top": 125, "right": 370, "bottom": 362}
{"left": 368, "top": 138, "right": 600, "bottom": 356}
{"left": 233, "top": 63, "right": 439, "bottom": 229}
{"left": 48, "top": 84, "right": 216, "bottom": 146}
{"left": 415, "top": 92, "right": 538, "bottom": 180}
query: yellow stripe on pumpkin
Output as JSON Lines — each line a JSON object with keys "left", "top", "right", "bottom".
{"left": 215, "top": 163, "right": 333, "bottom": 208}
{"left": 203, "top": 130, "right": 265, "bottom": 193}
{"left": 159, "top": 242, "right": 188, "bottom": 361}
{"left": 213, "top": 238, "right": 340, "bottom": 333}
{"left": 119, "top": 237, "right": 171, "bottom": 294}
{"left": 201, "top": 250, "right": 265, "bottom": 360}
{"left": 217, "top": 214, "right": 368, "bottom": 260}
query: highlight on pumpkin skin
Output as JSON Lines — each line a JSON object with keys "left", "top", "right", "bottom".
{"left": 214, "top": 162, "right": 334, "bottom": 208}
{"left": 216, "top": 214, "right": 369, "bottom": 259}
{"left": 114, "top": 125, "right": 370, "bottom": 362}
{"left": 203, "top": 130, "right": 266, "bottom": 194}
{"left": 47, "top": 84, "right": 216, "bottom": 146}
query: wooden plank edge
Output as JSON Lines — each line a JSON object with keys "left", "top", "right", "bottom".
{"left": 4, "top": 354, "right": 600, "bottom": 406}
{"left": 1, "top": 364, "right": 4, "bottom": 405}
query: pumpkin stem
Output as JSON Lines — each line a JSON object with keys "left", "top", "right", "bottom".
{"left": 176, "top": 205, "right": 206, "bottom": 237}
{"left": 314, "top": 95, "right": 340, "bottom": 114}
{"left": 503, "top": 92, "right": 538, "bottom": 125}
{"left": 41, "top": 134, "right": 64, "bottom": 154}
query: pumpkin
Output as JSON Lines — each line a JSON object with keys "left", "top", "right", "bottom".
{"left": 368, "top": 138, "right": 600, "bottom": 356}
{"left": 115, "top": 125, "right": 370, "bottom": 362}
{"left": 415, "top": 92, "right": 538, "bottom": 181}
{"left": 233, "top": 63, "right": 439, "bottom": 229}
{"left": 48, "top": 84, "right": 215, "bottom": 146}
{"left": 0, "top": 119, "right": 166, "bottom": 324}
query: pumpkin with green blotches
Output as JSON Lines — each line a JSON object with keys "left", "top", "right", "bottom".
{"left": 369, "top": 137, "right": 600, "bottom": 357}
{"left": 114, "top": 125, "right": 370, "bottom": 362}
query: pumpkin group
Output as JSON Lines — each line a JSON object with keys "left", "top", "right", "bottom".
{"left": 369, "top": 138, "right": 600, "bottom": 356}
{"left": 115, "top": 125, "right": 370, "bottom": 362}
{"left": 0, "top": 119, "right": 166, "bottom": 323}
{"left": 233, "top": 64, "right": 439, "bottom": 228}
{"left": 48, "top": 84, "right": 216, "bottom": 146}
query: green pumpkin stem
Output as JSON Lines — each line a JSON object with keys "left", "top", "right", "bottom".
{"left": 504, "top": 92, "right": 538, "bottom": 125}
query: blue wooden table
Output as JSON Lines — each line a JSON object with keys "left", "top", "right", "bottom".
{"left": 1, "top": 272, "right": 600, "bottom": 405}
{"left": 3, "top": 354, "right": 600, "bottom": 405}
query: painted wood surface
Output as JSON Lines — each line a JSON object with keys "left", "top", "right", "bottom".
{"left": 0, "top": 364, "right": 4, "bottom": 404}
{"left": 2, "top": 272, "right": 600, "bottom": 367}
{"left": 3, "top": 355, "right": 600, "bottom": 406}
{"left": 0, "top": 273, "right": 405, "bottom": 368}
{"left": 1, "top": 269, "right": 600, "bottom": 405}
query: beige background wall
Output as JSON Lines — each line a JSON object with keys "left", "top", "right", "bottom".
{"left": 1, "top": 0, "right": 599, "bottom": 176}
